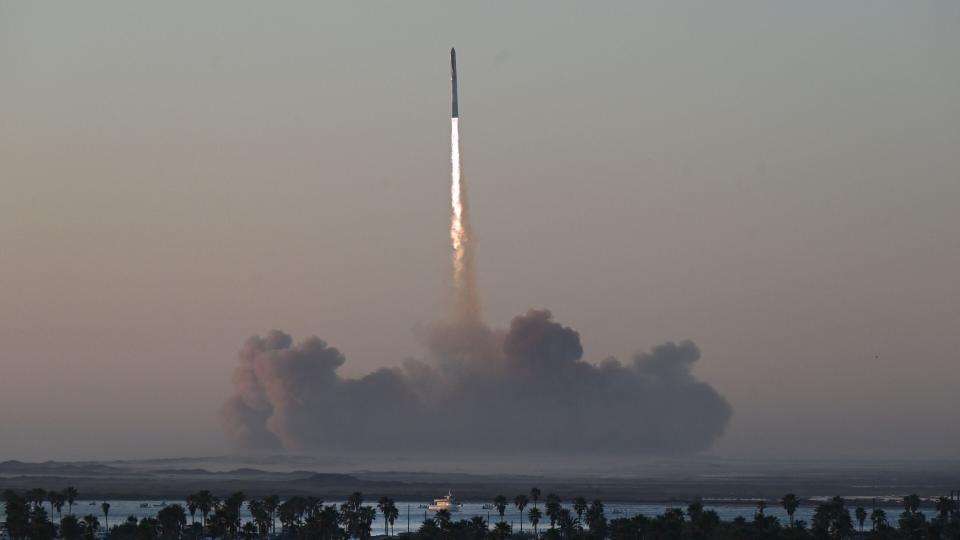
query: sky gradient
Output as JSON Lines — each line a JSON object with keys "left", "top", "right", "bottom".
{"left": 1, "top": 1, "right": 958, "bottom": 461}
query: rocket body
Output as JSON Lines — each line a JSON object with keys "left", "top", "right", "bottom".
{"left": 448, "top": 47, "right": 476, "bottom": 321}
{"left": 451, "top": 48, "right": 459, "bottom": 118}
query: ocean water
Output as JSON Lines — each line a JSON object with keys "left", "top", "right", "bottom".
{"left": 3, "top": 500, "right": 911, "bottom": 535}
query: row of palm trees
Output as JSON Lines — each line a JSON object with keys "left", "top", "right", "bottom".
{"left": 181, "top": 490, "right": 384, "bottom": 540}
{"left": 6, "top": 486, "right": 960, "bottom": 540}
{"left": 9, "top": 487, "right": 112, "bottom": 530}
{"left": 20, "top": 488, "right": 86, "bottom": 522}
{"left": 478, "top": 489, "right": 606, "bottom": 539}
{"left": 773, "top": 492, "right": 959, "bottom": 533}
{"left": 415, "top": 489, "right": 606, "bottom": 540}
{"left": 3, "top": 488, "right": 101, "bottom": 540}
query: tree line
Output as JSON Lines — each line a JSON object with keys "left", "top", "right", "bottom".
{"left": 4, "top": 486, "right": 959, "bottom": 540}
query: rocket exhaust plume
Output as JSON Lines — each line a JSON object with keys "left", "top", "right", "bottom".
{"left": 219, "top": 48, "right": 733, "bottom": 456}
{"left": 450, "top": 48, "right": 480, "bottom": 323}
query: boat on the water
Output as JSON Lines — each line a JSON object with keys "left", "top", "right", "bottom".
{"left": 427, "top": 492, "right": 462, "bottom": 512}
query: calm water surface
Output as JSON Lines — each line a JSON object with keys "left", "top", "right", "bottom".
{"left": 3, "top": 500, "right": 911, "bottom": 534}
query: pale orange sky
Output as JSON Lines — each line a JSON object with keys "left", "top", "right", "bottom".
{"left": 1, "top": 1, "right": 958, "bottom": 460}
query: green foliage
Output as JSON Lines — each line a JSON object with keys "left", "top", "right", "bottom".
{"left": 7, "top": 485, "right": 960, "bottom": 540}
{"left": 4, "top": 490, "right": 32, "bottom": 540}
{"left": 528, "top": 506, "right": 543, "bottom": 535}
{"left": 61, "top": 515, "right": 84, "bottom": 540}
{"left": 585, "top": 501, "right": 606, "bottom": 540}
{"left": 514, "top": 495, "right": 530, "bottom": 533}
{"left": 780, "top": 494, "right": 800, "bottom": 528}
{"left": 337, "top": 492, "right": 376, "bottom": 540}
{"left": 811, "top": 497, "right": 852, "bottom": 540}
{"left": 494, "top": 496, "right": 508, "bottom": 523}
{"left": 157, "top": 504, "right": 187, "bottom": 540}
{"left": 544, "top": 495, "right": 562, "bottom": 531}
{"left": 379, "top": 496, "right": 400, "bottom": 537}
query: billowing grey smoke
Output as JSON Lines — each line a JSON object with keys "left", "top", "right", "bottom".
{"left": 222, "top": 309, "right": 731, "bottom": 453}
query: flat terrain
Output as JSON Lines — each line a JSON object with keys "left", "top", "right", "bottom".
{"left": 2, "top": 455, "right": 958, "bottom": 503}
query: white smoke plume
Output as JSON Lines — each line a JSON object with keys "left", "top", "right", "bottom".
{"left": 221, "top": 310, "right": 731, "bottom": 453}
{"left": 220, "top": 53, "right": 731, "bottom": 454}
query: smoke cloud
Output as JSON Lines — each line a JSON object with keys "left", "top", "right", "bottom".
{"left": 223, "top": 56, "right": 729, "bottom": 454}
{"left": 221, "top": 309, "right": 732, "bottom": 453}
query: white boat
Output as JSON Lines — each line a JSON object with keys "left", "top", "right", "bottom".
{"left": 427, "top": 491, "right": 463, "bottom": 513}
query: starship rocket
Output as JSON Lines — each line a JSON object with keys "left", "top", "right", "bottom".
{"left": 451, "top": 48, "right": 459, "bottom": 118}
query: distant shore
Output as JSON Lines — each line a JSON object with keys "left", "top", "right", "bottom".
{"left": 2, "top": 457, "right": 958, "bottom": 502}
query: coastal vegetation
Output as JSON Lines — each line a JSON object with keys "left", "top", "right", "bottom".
{"left": 4, "top": 487, "right": 959, "bottom": 540}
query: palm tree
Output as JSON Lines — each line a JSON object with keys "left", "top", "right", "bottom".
{"left": 304, "top": 497, "right": 324, "bottom": 521}
{"left": 61, "top": 515, "right": 83, "bottom": 540}
{"left": 249, "top": 499, "right": 270, "bottom": 537}
{"left": 756, "top": 500, "right": 767, "bottom": 515}
{"left": 26, "top": 488, "right": 47, "bottom": 510}
{"left": 158, "top": 504, "right": 188, "bottom": 539}
{"left": 194, "top": 490, "right": 216, "bottom": 527}
{"left": 780, "top": 493, "right": 799, "bottom": 527}
{"left": 903, "top": 494, "right": 921, "bottom": 515}
{"left": 225, "top": 491, "right": 246, "bottom": 534}
{"left": 81, "top": 514, "right": 100, "bottom": 540}
{"left": 586, "top": 500, "right": 606, "bottom": 540}
{"left": 49, "top": 492, "right": 65, "bottom": 523}
{"left": 468, "top": 516, "right": 487, "bottom": 540}
{"left": 140, "top": 517, "right": 162, "bottom": 540}
{"left": 528, "top": 506, "right": 542, "bottom": 537}
{"left": 385, "top": 500, "right": 399, "bottom": 537}
{"left": 101, "top": 502, "right": 111, "bottom": 531}
{"left": 935, "top": 496, "right": 956, "bottom": 523}
{"left": 279, "top": 499, "right": 300, "bottom": 531}
{"left": 186, "top": 494, "right": 199, "bottom": 526}
{"left": 870, "top": 508, "right": 887, "bottom": 530}
{"left": 573, "top": 497, "right": 587, "bottom": 532}
{"left": 357, "top": 506, "right": 376, "bottom": 540}
{"left": 434, "top": 508, "right": 452, "bottom": 530}
{"left": 493, "top": 495, "right": 508, "bottom": 523}
{"left": 378, "top": 496, "right": 398, "bottom": 537}
{"left": 64, "top": 487, "right": 79, "bottom": 516}
{"left": 346, "top": 492, "right": 364, "bottom": 512}
{"left": 530, "top": 488, "right": 541, "bottom": 510}
{"left": 545, "top": 494, "right": 561, "bottom": 531}
{"left": 556, "top": 508, "right": 575, "bottom": 540}
{"left": 854, "top": 506, "right": 866, "bottom": 532}
{"left": 263, "top": 495, "right": 280, "bottom": 536}
{"left": 514, "top": 495, "right": 529, "bottom": 533}
{"left": 492, "top": 521, "right": 512, "bottom": 540}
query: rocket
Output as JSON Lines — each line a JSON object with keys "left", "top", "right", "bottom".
{"left": 451, "top": 48, "right": 459, "bottom": 118}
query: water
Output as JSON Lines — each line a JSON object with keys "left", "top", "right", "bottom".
{"left": 4, "top": 500, "right": 910, "bottom": 534}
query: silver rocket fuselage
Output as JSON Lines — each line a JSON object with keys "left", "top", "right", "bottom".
{"left": 451, "top": 48, "right": 459, "bottom": 118}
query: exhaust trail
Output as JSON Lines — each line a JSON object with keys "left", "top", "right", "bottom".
{"left": 218, "top": 48, "right": 733, "bottom": 455}
{"left": 450, "top": 48, "right": 480, "bottom": 323}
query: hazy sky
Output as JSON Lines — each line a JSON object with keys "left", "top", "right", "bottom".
{"left": 1, "top": 1, "right": 958, "bottom": 462}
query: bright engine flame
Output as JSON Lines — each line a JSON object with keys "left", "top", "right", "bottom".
{"left": 450, "top": 118, "right": 465, "bottom": 283}
{"left": 450, "top": 118, "right": 478, "bottom": 322}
